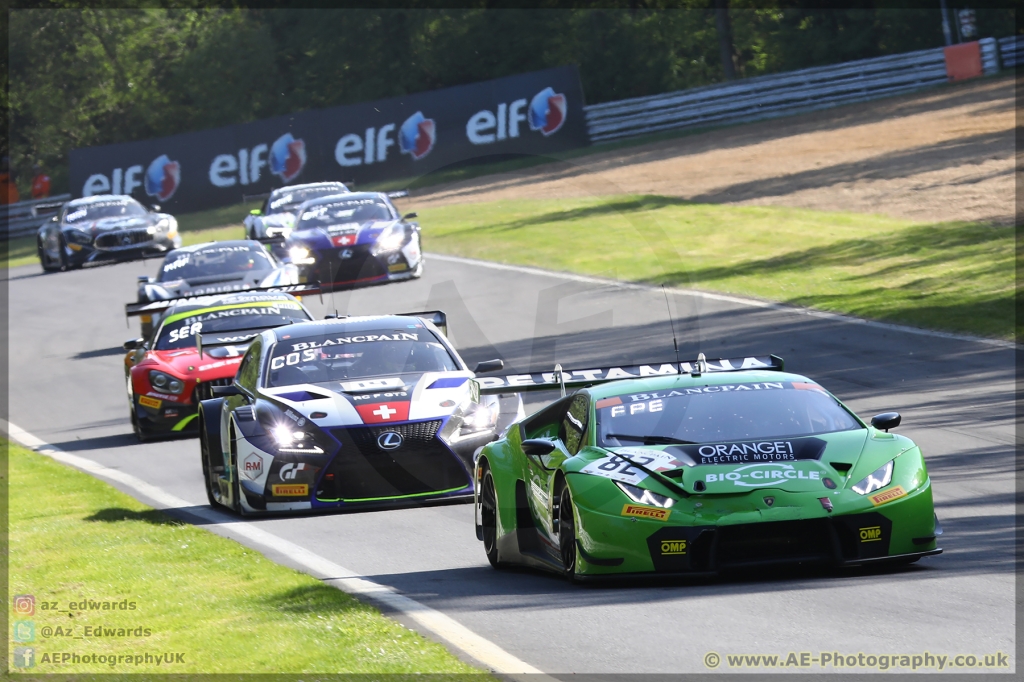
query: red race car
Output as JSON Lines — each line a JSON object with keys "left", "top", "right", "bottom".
{"left": 124, "top": 286, "right": 317, "bottom": 441}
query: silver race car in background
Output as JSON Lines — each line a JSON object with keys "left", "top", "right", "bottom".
{"left": 132, "top": 240, "right": 300, "bottom": 338}
{"left": 197, "top": 311, "right": 521, "bottom": 515}
{"left": 243, "top": 182, "right": 350, "bottom": 242}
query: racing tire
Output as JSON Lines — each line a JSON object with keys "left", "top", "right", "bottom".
{"left": 479, "top": 464, "right": 501, "bottom": 568}
{"left": 127, "top": 378, "right": 151, "bottom": 443}
{"left": 38, "top": 237, "right": 58, "bottom": 273}
{"left": 198, "top": 415, "right": 219, "bottom": 508}
{"left": 228, "top": 426, "right": 251, "bottom": 517}
{"left": 38, "top": 234, "right": 69, "bottom": 272}
{"left": 56, "top": 235, "right": 71, "bottom": 271}
{"left": 557, "top": 484, "right": 578, "bottom": 582}
{"left": 130, "top": 409, "right": 150, "bottom": 443}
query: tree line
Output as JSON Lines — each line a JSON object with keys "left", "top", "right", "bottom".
{"left": 8, "top": 2, "right": 1017, "bottom": 196}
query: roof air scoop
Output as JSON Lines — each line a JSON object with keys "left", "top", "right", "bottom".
{"left": 691, "top": 352, "right": 708, "bottom": 377}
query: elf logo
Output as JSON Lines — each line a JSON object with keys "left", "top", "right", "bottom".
{"left": 399, "top": 111, "right": 436, "bottom": 160}
{"left": 209, "top": 134, "right": 306, "bottom": 188}
{"left": 466, "top": 87, "right": 567, "bottom": 145}
{"left": 335, "top": 113, "right": 434, "bottom": 168}
{"left": 144, "top": 155, "right": 181, "bottom": 201}
{"left": 82, "top": 154, "right": 180, "bottom": 199}
{"left": 269, "top": 133, "right": 306, "bottom": 182}
{"left": 529, "top": 87, "right": 566, "bottom": 136}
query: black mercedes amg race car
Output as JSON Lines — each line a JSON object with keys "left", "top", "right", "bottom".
{"left": 37, "top": 195, "right": 180, "bottom": 272}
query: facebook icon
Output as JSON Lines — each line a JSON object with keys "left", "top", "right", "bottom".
{"left": 14, "top": 647, "right": 36, "bottom": 668}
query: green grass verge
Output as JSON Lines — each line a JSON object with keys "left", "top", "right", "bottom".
{"left": 8, "top": 441, "right": 487, "bottom": 676}
{"left": 416, "top": 195, "right": 1015, "bottom": 340}
{"left": 5, "top": 193, "right": 1013, "bottom": 340}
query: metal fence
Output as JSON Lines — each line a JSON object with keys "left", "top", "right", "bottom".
{"left": 998, "top": 35, "right": 1022, "bottom": 69}
{"left": 585, "top": 38, "right": 1001, "bottom": 143}
{"left": 2, "top": 194, "right": 69, "bottom": 240}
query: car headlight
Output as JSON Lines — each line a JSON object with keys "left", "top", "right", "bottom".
{"left": 460, "top": 400, "right": 499, "bottom": 435}
{"left": 615, "top": 480, "right": 675, "bottom": 508}
{"left": 288, "top": 246, "right": 315, "bottom": 265}
{"left": 270, "top": 424, "right": 324, "bottom": 454}
{"left": 372, "top": 225, "right": 406, "bottom": 254}
{"left": 150, "top": 217, "right": 172, "bottom": 235}
{"left": 850, "top": 460, "right": 894, "bottom": 495}
{"left": 66, "top": 230, "right": 92, "bottom": 245}
{"left": 148, "top": 370, "right": 184, "bottom": 395}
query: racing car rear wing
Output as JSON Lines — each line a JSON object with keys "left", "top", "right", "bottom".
{"left": 124, "top": 283, "right": 322, "bottom": 317}
{"left": 474, "top": 354, "right": 785, "bottom": 396}
{"left": 195, "top": 324, "right": 290, "bottom": 358}
{"left": 393, "top": 310, "right": 447, "bottom": 337}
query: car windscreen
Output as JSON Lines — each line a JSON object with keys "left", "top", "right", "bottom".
{"left": 155, "top": 300, "right": 309, "bottom": 350}
{"left": 595, "top": 381, "right": 862, "bottom": 447}
{"left": 64, "top": 200, "right": 146, "bottom": 223}
{"left": 265, "top": 330, "right": 458, "bottom": 387}
{"left": 158, "top": 244, "right": 273, "bottom": 281}
{"left": 295, "top": 198, "right": 392, "bottom": 229}
{"left": 267, "top": 185, "right": 348, "bottom": 213}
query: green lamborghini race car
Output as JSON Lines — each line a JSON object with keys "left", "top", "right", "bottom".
{"left": 473, "top": 355, "right": 941, "bottom": 580}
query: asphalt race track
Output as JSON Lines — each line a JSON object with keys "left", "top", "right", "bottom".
{"left": 6, "top": 254, "right": 1016, "bottom": 675}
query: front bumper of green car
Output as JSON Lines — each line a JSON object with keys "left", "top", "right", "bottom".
{"left": 569, "top": 476, "right": 941, "bottom": 578}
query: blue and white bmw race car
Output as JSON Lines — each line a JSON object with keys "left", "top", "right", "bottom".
{"left": 197, "top": 312, "right": 522, "bottom": 515}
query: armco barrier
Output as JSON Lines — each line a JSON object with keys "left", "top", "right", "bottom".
{"left": 998, "top": 35, "right": 1022, "bottom": 69}
{"left": 2, "top": 194, "right": 69, "bottom": 239}
{"left": 584, "top": 39, "right": 1000, "bottom": 143}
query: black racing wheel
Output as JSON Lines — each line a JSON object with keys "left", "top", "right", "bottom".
{"left": 557, "top": 484, "right": 578, "bottom": 581}
{"left": 479, "top": 464, "right": 501, "bottom": 568}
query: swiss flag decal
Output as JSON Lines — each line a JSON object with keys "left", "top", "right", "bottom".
{"left": 355, "top": 402, "right": 411, "bottom": 424}
{"left": 331, "top": 233, "right": 357, "bottom": 247}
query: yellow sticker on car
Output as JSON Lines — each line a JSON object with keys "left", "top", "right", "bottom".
{"left": 139, "top": 395, "right": 161, "bottom": 409}
{"left": 621, "top": 503, "right": 670, "bottom": 521}
{"left": 869, "top": 485, "right": 906, "bottom": 506}
{"left": 272, "top": 484, "right": 308, "bottom": 497}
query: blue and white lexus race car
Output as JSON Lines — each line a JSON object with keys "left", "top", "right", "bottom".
{"left": 197, "top": 312, "right": 521, "bottom": 515}
{"left": 282, "top": 192, "right": 423, "bottom": 289}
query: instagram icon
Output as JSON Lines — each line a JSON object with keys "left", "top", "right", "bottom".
{"left": 13, "top": 595, "right": 34, "bottom": 616}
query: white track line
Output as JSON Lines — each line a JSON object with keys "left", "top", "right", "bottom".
{"left": 427, "top": 253, "right": 1018, "bottom": 350}
{"left": 2, "top": 419, "right": 547, "bottom": 679}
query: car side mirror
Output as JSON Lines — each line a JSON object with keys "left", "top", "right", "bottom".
{"left": 123, "top": 338, "right": 144, "bottom": 351}
{"left": 402, "top": 212, "right": 418, "bottom": 220}
{"left": 250, "top": 209, "right": 262, "bottom": 216}
{"left": 522, "top": 439, "right": 556, "bottom": 456}
{"left": 212, "top": 385, "right": 242, "bottom": 397}
{"left": 474, "top": 359, "right": 504, "bottom": 374}
{"left": 870, "top": 412, "right": 901, "bottom": 432}
{"left": 151, "top": 204, "right": 161, "bottom": 212}
{"left": 137, "top": 275, "right": 152, "bottom": 284}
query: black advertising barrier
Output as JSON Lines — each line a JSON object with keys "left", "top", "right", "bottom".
{"left": 69, "top": 65, "right": 589, "bottom": 213}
